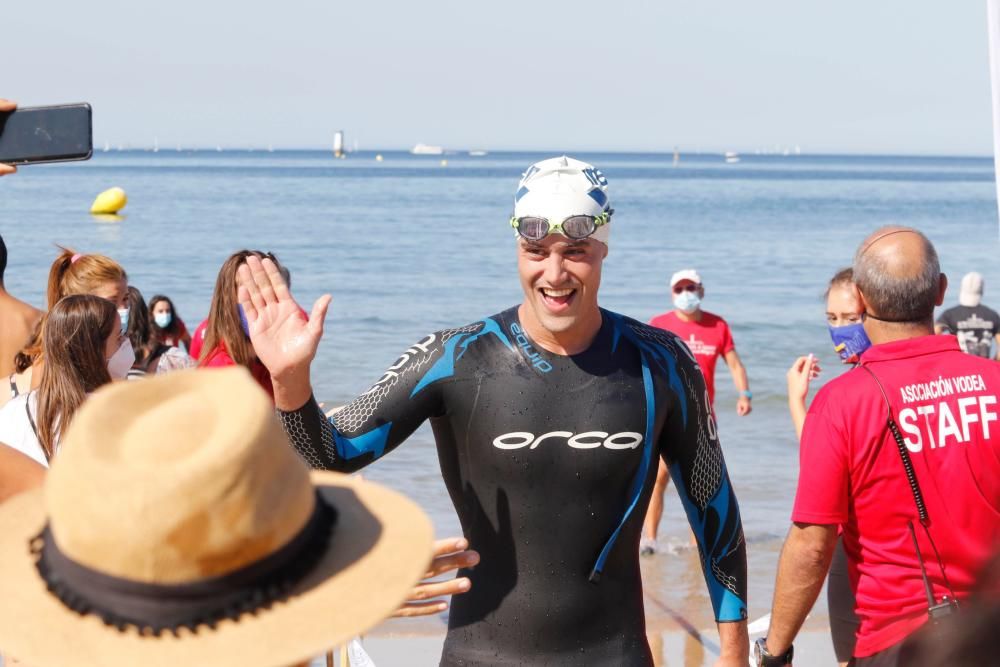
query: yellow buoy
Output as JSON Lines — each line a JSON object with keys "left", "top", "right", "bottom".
{"left": 90, "top": 187, "right": 127, "bottom": 214}
{"left": 375, "top": 154, "right": 383, "bottom": 162}
{"left": 440, "top": 159, "right": 448, "bottom": 167}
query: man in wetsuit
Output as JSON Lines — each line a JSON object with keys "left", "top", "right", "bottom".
{"left": 238, "top": 156, "right": 749, "bottom": 666}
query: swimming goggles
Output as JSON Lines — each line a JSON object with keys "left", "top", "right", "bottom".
{"left": 509, "top": 210, "right": 613, "bottom": 241}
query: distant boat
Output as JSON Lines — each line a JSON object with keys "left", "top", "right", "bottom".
{"left": 469, "top": 150, "right": 488, "bottom": 157}
{"left": 103, "top": 141, "right": 110, "bottom": 153}
{"left": 724, "top": 151, "right": 740, "bottom": 164}
{"left": 153, "top": 137, "right": 159, "bottom": 153}
{"left": 333, "top": 131, "right": 345, "bottom": 158}
{"left": 411, "top": 143, "right": 444, "bottom": 155}
{"left": 673, "top": 147, "right": 680, "bottom": 166}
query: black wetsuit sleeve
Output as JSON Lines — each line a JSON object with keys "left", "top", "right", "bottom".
{"left": 659, "top": 345, "right": 748, "bottom": 623}
{"left": 276, "top": 325, "right": 484, "bottom": 473}
{"left": 275, "top": 330, "right": 455, "bottom": 473}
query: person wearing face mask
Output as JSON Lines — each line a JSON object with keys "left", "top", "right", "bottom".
{"left": 785, "top": 267, "right": 864, "bottom": 667}
{"left": 125, "top": 287, "right": 195, "bottom": 378}
{"left": 196, "top": 250, "right": 282, "bottom": 400}
{"left": 2, "top": 248, "right": 129, "bottom": 411}
{"left": 148, "top": 294, "right": 192, "bottom": 352}
{"left": 0, "top": 295, "right": 126, "bottom": 467}
{"left": 641, "top": 269, "right": 751, "bottom": 555}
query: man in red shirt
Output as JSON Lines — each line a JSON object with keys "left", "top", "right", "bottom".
{"left": 642, "top": 269, "right": 752, "bottom": 552}
{"left": 756, "top": 227, "right": 1000, "bottom": 667}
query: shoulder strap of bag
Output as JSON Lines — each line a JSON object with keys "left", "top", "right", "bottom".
{"left": 858, "top": 364, "right": 959, "bottom": 605}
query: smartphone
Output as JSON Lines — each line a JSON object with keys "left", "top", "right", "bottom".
{"left": 0, "top": 103, "right": 93, "bottom": 165}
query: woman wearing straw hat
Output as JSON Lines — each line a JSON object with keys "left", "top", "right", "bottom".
{"left": 0, "top": 368, "right": 435, "bottom": 667}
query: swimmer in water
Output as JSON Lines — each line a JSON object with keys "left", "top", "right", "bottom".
{"left": 240, "top": 157, "right": 749, "bottom": 666}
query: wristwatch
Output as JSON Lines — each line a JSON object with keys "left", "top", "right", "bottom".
{"left": 739, "top": 390, "right": 753, "bottom": 400}
{"left": 754, "top": 637, "right": 793, "bottom": 666}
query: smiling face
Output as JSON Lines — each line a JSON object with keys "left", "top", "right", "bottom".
{"left": 516, "top": 235, "right": 606, "bottom": 348}
{"left": 826, "top": 282, "right": 863, "bottom": 327}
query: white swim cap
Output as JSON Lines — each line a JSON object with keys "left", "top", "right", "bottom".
{"left": 513, "top": 156, "right": 612, "bottom": 245}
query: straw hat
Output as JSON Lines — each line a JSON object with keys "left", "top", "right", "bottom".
{"left": 0, "top": 367, "right": 433, "bottom": 667}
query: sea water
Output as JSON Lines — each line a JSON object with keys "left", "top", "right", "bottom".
{"left": 2, "top": 150, "right": 997, "bottom": 635}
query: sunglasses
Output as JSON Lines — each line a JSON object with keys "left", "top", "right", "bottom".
{"left": 510, "top": 211, "right": 613, "bottom": 241}
{"left": 672, "top": 284, "right": 699, "bottom": 294}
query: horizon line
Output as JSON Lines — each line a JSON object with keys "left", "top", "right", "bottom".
{"left": 89, "top": 146, "right": 996, "bottom": 160}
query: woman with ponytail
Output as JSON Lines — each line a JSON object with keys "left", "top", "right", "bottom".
{"left": 0, "top": 295, "right": 129, "bottom": 465}
{"left": 2, "top": 248, "right": 128, "bottom": 410}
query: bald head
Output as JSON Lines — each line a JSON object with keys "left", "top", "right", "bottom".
{"left": 853, "top": 226, "right": 942, "bottom": 323}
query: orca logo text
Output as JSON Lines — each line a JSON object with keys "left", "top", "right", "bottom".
{"left": 493, "top": 431, "right": 643, "bottom": 450}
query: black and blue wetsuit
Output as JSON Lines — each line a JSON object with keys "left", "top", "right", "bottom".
{"left": 277, "top": 306, "right": 747, "bottom": 666}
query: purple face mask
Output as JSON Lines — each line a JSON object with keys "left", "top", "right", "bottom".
{"left": 828, "top": 322, "right": 872, "bottom": 364}
{"left": 237, "top": 304, "right": 251, "bottom": 338}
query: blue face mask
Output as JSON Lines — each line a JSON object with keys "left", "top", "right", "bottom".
{"left": 828, "top": 322, "right": 872, "bottom": 364}
{"left": 117, "top": 308, "right": 130, "bottom": 336}
{"left": 237, "top": 304, "right": 251, "bottom": 338}
{"left": 154, "top": 312, "right": 172, "bottom": 329}
{"left": 673, "top": 290, "right": 701, "bottom": 314}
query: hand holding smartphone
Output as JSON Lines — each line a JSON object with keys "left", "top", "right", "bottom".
{"left": 0, "top": 102, "right": 93, "bottom": 167}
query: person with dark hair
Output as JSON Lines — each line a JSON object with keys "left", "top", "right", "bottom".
{"left": 0, "top": 234, "right": 44, "bottom": 382}
{"left": 124, "top": 287, "right": 194, "bottom": 379}
{"left": 0, "top": 294, "right": 127, "bottom": 466}
{"left": 148, "top": 294, "right": 192, "bottom": 352}
{"left": 757, "top": 227, "right": 1000, "bottom": 667}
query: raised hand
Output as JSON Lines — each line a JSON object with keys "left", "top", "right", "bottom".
{"left": 393, "top": 537, "right": 480, "bottom": 618}
{"left": 237, "top": 255, "right": 331, "bottom": 409}
{"left": 786, "top": 354, "right": 821, "bottom": 405}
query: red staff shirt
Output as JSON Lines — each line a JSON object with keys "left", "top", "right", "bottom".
{"left": 794, "top": 335, "right": 1000, "bottom": 657}
{"left": 648, "top": 310, "right": 734, "bottom": 405}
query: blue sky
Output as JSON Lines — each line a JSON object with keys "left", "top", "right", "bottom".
{"left": 4, "top": 1, "right": 993, "bottom": 154}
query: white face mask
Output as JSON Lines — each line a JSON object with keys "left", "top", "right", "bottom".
{"left": 154, "top": 312, "right": 172, "bottom": 329}
{"left": 107, "top": 339, "right": 135, "bottom": 380}
{"left": 673, "top": 290, "right": 701, "bottom": 314}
